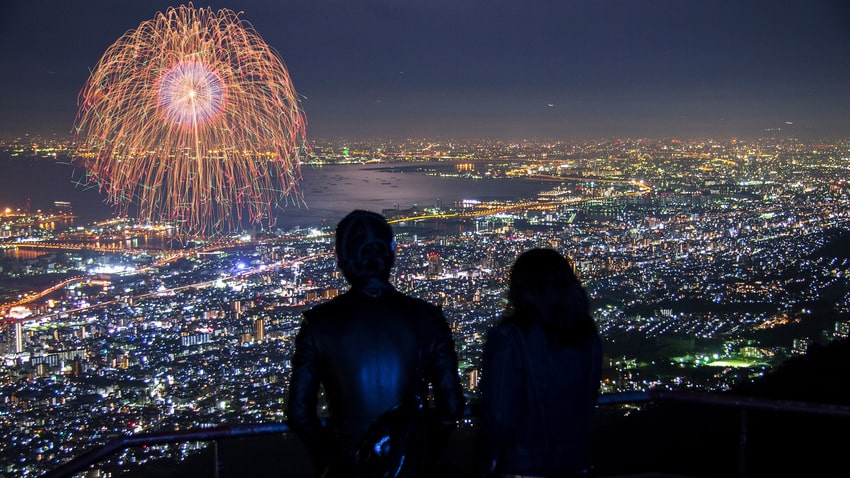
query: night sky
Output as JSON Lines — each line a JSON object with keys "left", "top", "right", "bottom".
{"left": 1, "top": 0, "right": 849, "bottom": 140}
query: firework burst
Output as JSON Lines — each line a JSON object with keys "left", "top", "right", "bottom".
{"left": 73, "top": 3, "right": 307, "bottom": 237}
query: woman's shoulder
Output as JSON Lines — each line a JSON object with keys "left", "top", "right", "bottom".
{"left": 485, "top": 319, "right": 524, "bottom": 342}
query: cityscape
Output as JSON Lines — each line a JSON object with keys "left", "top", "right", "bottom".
{"left": 1, "top": 134, "right": 849, "bottom": 476}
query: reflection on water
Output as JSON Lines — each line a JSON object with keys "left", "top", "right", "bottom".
{"left": 0, "top": 231, "right": 177, "bottom": 260}
{"left": 277, "top": 162, "right": 550, "bottom": 228}
{"left": 27, "top": 217, "right": 75, "bottom": 232}
{"left": 0, "top": 248, "right": 50, "bottom": 260}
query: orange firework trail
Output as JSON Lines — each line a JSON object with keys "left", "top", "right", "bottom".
{"left": 73, "top": 3, "right": 307, "bottom": 237}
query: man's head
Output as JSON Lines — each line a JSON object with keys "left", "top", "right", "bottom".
{"left": 335, "top": 210, "right": 395, "bottom": 287}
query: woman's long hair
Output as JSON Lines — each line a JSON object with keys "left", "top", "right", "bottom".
{"left": 504, "top": 248, "right": 597, "bottom": 346}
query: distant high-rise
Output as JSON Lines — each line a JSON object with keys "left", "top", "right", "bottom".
{"left": 427, "top": 251, "right": 442, "bottom": 277}
{"left": 254, "top": 318, "right": 265, "bottom": 342}
{"left": 72, "top": 357, "right": 82, "bottom": 377}
{"left": 14, "top": 322, "right": 23, "bottom": 354}
{"left": 468, "top": 368, "right": 479, "bottom": 392}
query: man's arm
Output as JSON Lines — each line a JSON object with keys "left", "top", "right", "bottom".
{"left": 287, "top": 317, "right": 327, "bottom": 468}
{"left": 428, "top": 308, "right": 465, "bottom": 424}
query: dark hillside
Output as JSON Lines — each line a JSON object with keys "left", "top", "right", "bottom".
{"left": 595, "top": 337, "right": 850, "bottom": 477}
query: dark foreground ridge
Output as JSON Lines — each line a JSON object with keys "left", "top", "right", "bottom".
{"left": 598, "top": 337, "right": 850, "bottom": 478}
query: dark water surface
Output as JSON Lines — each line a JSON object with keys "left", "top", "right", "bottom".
{"left": 288, "top": 162, "right": 550, "bottom": 228}
{"left": 0, "top": 154, "right": 552, "bottom": 230}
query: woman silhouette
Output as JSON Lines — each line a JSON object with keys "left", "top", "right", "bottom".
{"left": 480, "top": 248, "right": 602, "bottom": 477}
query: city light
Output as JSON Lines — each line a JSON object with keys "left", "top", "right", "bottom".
{"left": 1, "top": 135, "right": 849, "bottom": 476}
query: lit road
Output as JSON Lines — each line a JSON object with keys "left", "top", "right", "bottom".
{"left": 1, "top": 252, "right": 331, "bottom": 323}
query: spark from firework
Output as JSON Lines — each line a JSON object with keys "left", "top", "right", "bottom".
{"left": 73, "top": 3, "right": 307, "bottom": 237}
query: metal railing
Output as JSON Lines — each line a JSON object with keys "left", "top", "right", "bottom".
{"left": 40, "top": 422, "right": 292, "bottom": 478}
{"left": 41, "top": 390, "right": 850, "bottom": 478}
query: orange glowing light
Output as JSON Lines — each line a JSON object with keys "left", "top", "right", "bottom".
{"left": 73, "top": 3, "right": 307, "bottom": 237}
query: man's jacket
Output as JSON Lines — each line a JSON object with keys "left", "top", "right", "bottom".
{"left": 287, "top": 284, "right": 465, "bottom": 470}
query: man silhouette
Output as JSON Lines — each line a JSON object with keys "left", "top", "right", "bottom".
{"left": 288, "top": 210, "right": 464, "bottom": 477}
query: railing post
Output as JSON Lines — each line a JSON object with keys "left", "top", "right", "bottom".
{"left": 213, "top": 439, "right": 220, "bottom": 478}
{"left": 738, "top": 408, "right": 747, "bottom": 478}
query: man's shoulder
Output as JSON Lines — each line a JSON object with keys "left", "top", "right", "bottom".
{"left": 389, "top": 288, "right": 434, "bottom": 306}
{"left": 303, "top": 288, "right": 442, "bottom": 322}
{"left": 302, "top": 291, "right": 352, "bottom": 320}
{"left": 388, "top": 290, "right": 443, "bottom": 318}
